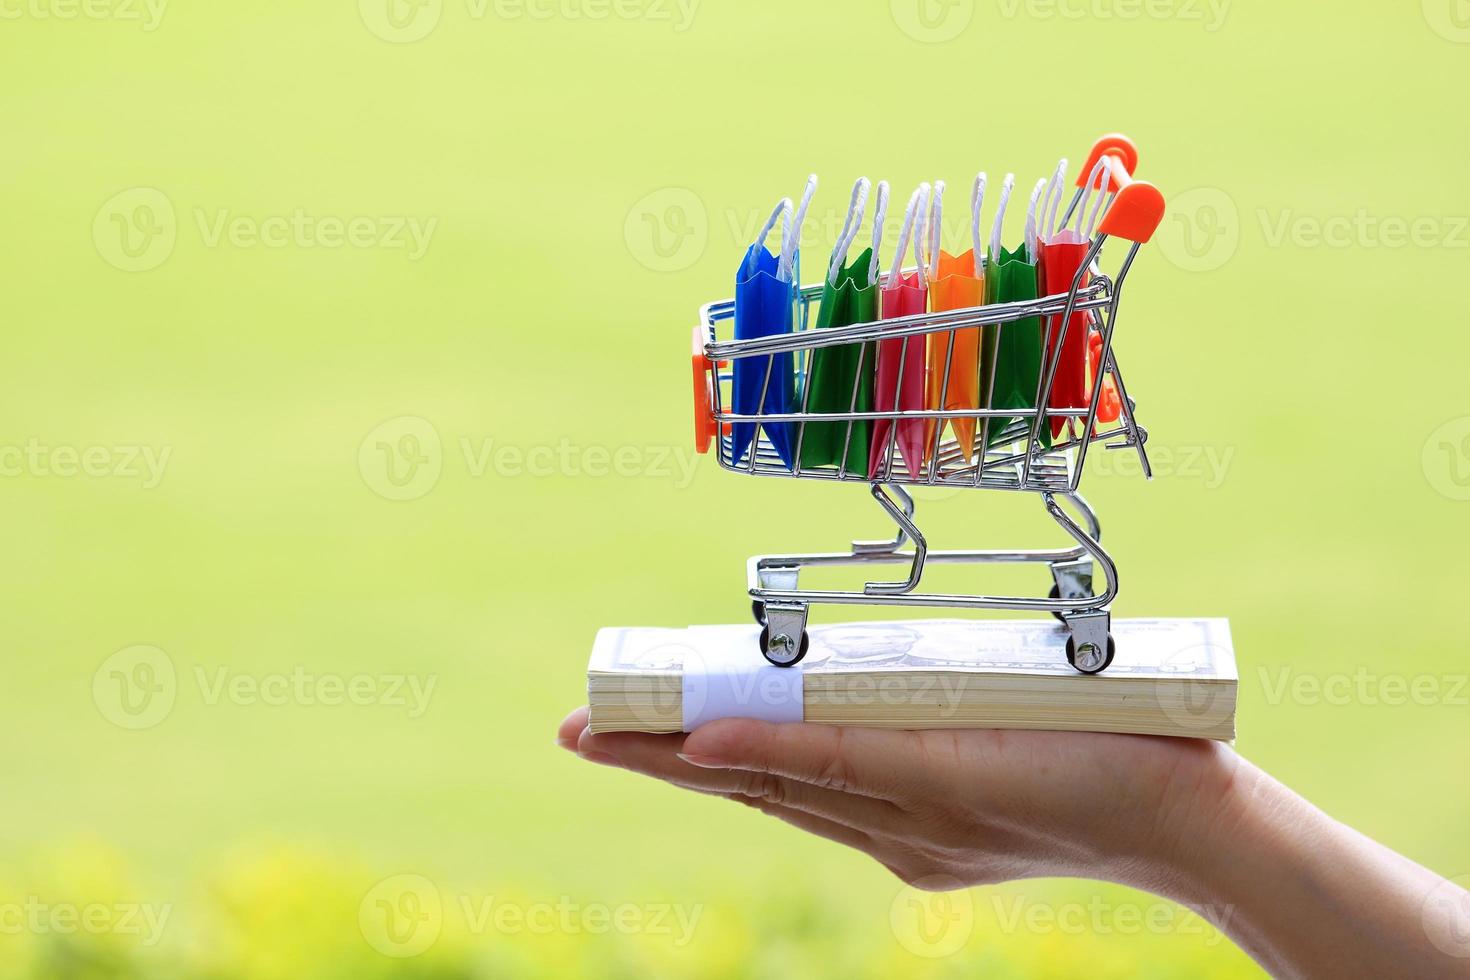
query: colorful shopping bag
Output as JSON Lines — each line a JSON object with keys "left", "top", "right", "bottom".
{"left": 985, "top": 174, "right": 1050, "bottom": 450}
{"left": 800, "top": 179, "right": 878, "bottom": 473}
{"left": 870, "top": 183, "right": 929, "bottom": 481}
{"left": 1037, "top": 159, "right": 1108, "bottom": 440}
{"left": 922, "top": 179, "right": 987, "bottom": 465}
{"left": 731, "top": 180, "right": 816, "bottom": 468}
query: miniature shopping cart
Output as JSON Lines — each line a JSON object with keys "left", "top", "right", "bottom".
{"left": 689, "top": 135, "right": 1166, "bottom": 673}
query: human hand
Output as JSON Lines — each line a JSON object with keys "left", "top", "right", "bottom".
{"left": 558, "top": 707, "right": 1470, "bottom": 978}
{"left": 556, "top": 706, "right": 1239, "bottom": 893}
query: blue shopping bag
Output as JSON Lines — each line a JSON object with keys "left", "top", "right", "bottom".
{"left": 732, "top": 180, "right": 815, "bottom": 468}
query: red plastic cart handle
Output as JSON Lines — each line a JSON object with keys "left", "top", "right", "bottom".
{"left": 691, "top": 326, "right": 716, "bottom": 454}
{"left": 1076, "top": 133, "right": 1166, "bottom": 245}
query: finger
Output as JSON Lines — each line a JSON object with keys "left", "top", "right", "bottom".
{"left": 678, "top": 719, "right": 931, "bottom": 804}
{"left": 556, "top": 707, "right": 590, "bottom": 750}
{"left": 579, "top": 727, "right": 906, "bottom": 834}
{"left": 724, "top": 793, "right": 877, "bottom": 856}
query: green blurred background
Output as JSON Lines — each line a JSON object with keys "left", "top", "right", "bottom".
{"left": 2, "top": 0, "right": 1467, "bottom": 976}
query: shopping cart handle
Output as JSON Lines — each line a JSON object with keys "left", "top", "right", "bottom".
{"left": 1078, "top": 133, "right": 1166, "bottom": 245}
{"left": 691, "top": 325, "right": 716, "bottom": 454}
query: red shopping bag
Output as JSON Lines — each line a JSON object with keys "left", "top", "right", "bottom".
{"left": 870, "top": 182, "right": 930, "bottom": 480}
{"left": 1035, "top": 159, "right": 1091, "bottom": 441}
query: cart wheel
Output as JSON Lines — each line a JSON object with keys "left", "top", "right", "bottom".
{"left": 1066, "top": 634, "right": 1115, "bottom": 675}
{"left": 1046, "top": 584, "right": 1066, "bottom": 624}
{"left": 760, "top": 625, "right": 809, "bottom": 668}
{"left": 752, "top": 600, "right": 766, "bottom": 626}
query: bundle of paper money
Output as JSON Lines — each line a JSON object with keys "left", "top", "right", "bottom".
{"left": 588, "top": 618, "right": 1236, "bottom": 740}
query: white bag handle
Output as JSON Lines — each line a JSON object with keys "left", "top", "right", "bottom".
{"left": 886, "top": 182, "right": 930, "bottom": 290}
{"left": 828, "top": 176, "right": 871, "bottom": 286}
{"left": 749, "top": 197, "right": 793, "bottom": 278}
{"left": 988, "top": 173, "right": 1016, "bottom": 263}
{"left": 969, "top": 172, "right": 987, "bottom": 277}
{"left": 1073, "top": 157, "right": 1111, "bottom": 239}
{"left": 925, "top": 179, "right": 946, "bottom": 280}
{"left": 1040, "top": 158, "right": 1068, "bottom": 243}
{"left": 1024, "top": 177, "right": 1047, "bottom": 263}
{"left": 778, "top": 174, "right": 817, "bottom": 283}
{"left": 867, "top": 180, "right": 890, "bottom": 286}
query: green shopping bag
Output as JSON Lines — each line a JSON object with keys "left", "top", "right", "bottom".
{"left": 985, "top": 174, "right": 1049, "bottom": 449}
{"left": 800, "top": 178, "right": 878, "bottom": 473}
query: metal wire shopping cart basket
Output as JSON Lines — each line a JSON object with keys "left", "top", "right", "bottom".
{"left": 689, "top": 135, "right": 1167, "bottom": 673}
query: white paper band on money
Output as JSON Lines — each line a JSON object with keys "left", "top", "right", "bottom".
{"left": 679, "top": 626, "right": 804, "bottom": 731}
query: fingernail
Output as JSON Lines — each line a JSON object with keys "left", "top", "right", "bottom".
{"left": 581, "top": 751, "right": 622, "bottom": 768}
{"left": 676, "top": 753, "right": 727, "bottom": 769}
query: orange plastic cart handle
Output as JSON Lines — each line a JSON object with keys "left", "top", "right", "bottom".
{"left": 1077, "top": 133, "right": 1166, "bottom": 245}
{"left": 691, "top": 326, "right": 716, "bottom": 454}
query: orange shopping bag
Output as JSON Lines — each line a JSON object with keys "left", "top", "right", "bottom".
{"left": 869, "top": 182, "right": 930, "bottom": 481}
{"left": 923, "top": 176, "right": 987, "bottom": 465}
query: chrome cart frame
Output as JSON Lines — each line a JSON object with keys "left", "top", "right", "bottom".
{"left": 689, "top": 135, "right": 1167, "bottom": 673}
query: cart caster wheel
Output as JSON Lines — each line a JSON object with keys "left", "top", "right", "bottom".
{"left": 1066, "top": 634, "right": 1115, "bottom": 675}
{"left": 752, "top": 600, "right": 766, "bottom": 626}
{"left": 760, "top": 625, "right": 808, "bottom": 668}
